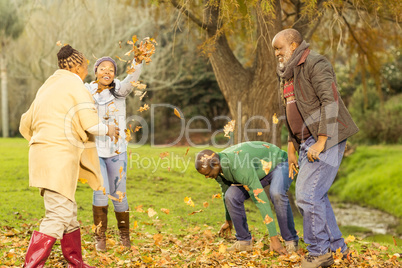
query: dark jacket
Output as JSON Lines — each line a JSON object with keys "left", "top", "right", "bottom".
{"left": 280, "top": 49, "right": 359, "bottom": 152}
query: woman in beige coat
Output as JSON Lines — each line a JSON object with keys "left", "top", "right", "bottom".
{"left": 20, "top": 44, "right": 118, "bottom": 268}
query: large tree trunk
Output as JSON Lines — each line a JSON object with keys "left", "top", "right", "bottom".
{"left": 1, "top": 43, "right": 9, "bottom": 138}
{"left": 204, "top": 0, "right": 283, "bottom": 146}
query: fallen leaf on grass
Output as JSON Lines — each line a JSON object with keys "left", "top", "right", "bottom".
{"left": 203, "top": 202, "right": 209, "bottom": 208}
{"left": 153, "top": 233, "right": 163, "bottom": 246}
{"left": 184, "top": 196, "right": 195, "bottom": 207}
{"left": 159, "top": 152, "right": 169, "bottom": 159}
{"left": 184, "top": 147, "right": 190, "bottom": 156}
{"left": 189, "top": 210, "right": 203, "bottom": 215}
{"left": 161, "top": 208, "right": 170, "bottom": 214}
{"left": 212, "top": 194, "right": 222, "bottom": 199}
{"left": 147, "top": 208, "right": 157, "bottom": 217}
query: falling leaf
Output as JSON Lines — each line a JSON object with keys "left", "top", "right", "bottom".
{"left": 167, "top": 166, "right": 171, "bottom": 172}
{"left": 99, "top": 186, "right": 106, "bottom": 195}
{"left": 257, "top": 132, "right": 262, "bottom": 136}
{"left": 139, "top": 91, "right": 147, "bottom": 100}
{"left": 131, "top": 81, "right": 147, "bottom": 90}
{"left": 184, "top": 147, "right": 190, "bottom": 156}
{"left": 223, "top": 120, "right": 235, "bottom": 138}
{"left": 188, "top": 209, "right": 203, "bottom": 215}
{"left": 124, "top": 128, "right": 132, "bottom": 142}
{"left": 184, "top": 196, "right": 195, "bottom": 207}
{"left": 263, "top": 144, "right": 270, "bottom": 149}
{"left": 260, "top": 159, "right": 272, "bottom": 175}
{"left": 212, "top": 194, "right": 222, "bottom": 199}
{"left": 134, "top": 126, "right": 142, "bottom": 132}
{"left": 253, "top": 188, "right": 264, "bottom": 196}
{"left": 174, "top": 108, "right": 182, "bottom": 119}
{"left": 115, "top": 55, "right": 127, "bottom": 62}
{"left": 147, "top": 208, "right": 157, "bottom": 217}
{"left": 234, "top": 150, "right": 242, "bottom": 155}
{"left": 78, "top": 178, "right": 88, "bottom": 184}
{"left": 200, "top": 153, "right": 215, "bottom": 168}
{"left": 243, "top": 185, "right": 250, "bottom": 191}
{"left": 56, "top": 40, "right": 63, "bottom": 46}
{"left": 263, "top": 215, "right": 273, "bottom": 224}
{"left": 118, "top": 40, "right": 122, "bottom": 48}
{"left": 153, "top": 233, "right": 163, "bottom": 246}
{"left": 133, "top": 220, "right": 138, "bottom": 229}
{"left": 108, "top": 195, "right": 119, "bottom": 202}
{"left": 161, "top": 208, "right": 170, "bottom": 214}
{"left": 116, "top": 191, "right": 126, "bottom": 202}
{"left": 272, "top": 113, "right": 279, "bottom": 124}
{"left": 115, "top": 150, "right": 120, "bottom": 154}
{"left": 203, "top": 202, "right": 209, "bottom": 208}
{"left": 159, "top": 152, "right": 169, "bottom": 159}
{"left": 137, "top": 104, "right": 149, "bottom": 112}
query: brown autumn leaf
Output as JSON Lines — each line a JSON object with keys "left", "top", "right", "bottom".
{"left": 188, "top": 209, "right": 203, "bottom": 215}
{"left": 257, "top": 132, "right": 262, "bottom": 136}
{"left": 135, "top": 204, "right": 144, "bottom": 213}
{"left": 78, "top": 178, "right": 88, "bottom": 184}
{"left": 184, "top": 147, "right": 190, "bottom": 156}
{"left": 263, "top": 144, "right": 270, "bottom": 149}
{"left": 255, "top": 196, "right": 266, "bottom": 204}
{"left": 243, "top": 185, "right": 250, "bottom": 191}
{"left": 260, "top": 159, "right": 272, "bottom": 175}
{"left": 124, "top": 128, "right": 132, "bottom": 142}
{"left": 272, "top": 113, "right": 279, "bottom": 124}
{"left": 153, "top": 233, "right": 163, "bottom": 246}
{"left": 134, "top": 126, "right": 142, "bottom": 132}
{"left": 184, "top": 196, "right": 195, "bottom": 207}
{"left": 130, "top": 81, "right": 147, "bottom": 90}
{"left": 203, "top": 202, "right": 209, "bottom": 208}
{"left": 137, "top": 104, "right": 149, "bottom": 112}
{"left": 212, "top": 194, "right": 222, "bottom": 199}
{"left": 174, "top": 108, "right": 182, "bottom": 119}
{"left": 115, "top": 55, "right": 127, "bottom": 62}
{"left": 147, "top": 208, "right": 157, "bottom": 217}
{"left": 263, "top": 215, "right": 273, "bottom": 225}
{"left": 159, "top": 152, "right": 169, "bottom": 159}
{"left": 234, "top": 150, "right": 242, "bottom": 155}
{"left": 223, "top": 120, "right": 235, "bottom": 138}
{"left": 161, "top": 208, "right": 170, "bottom": 214}
{"left": 56, "top": 40, "right": 63, "bottom": 46}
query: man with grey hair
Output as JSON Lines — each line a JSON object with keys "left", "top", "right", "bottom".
{"left": 272, "top": 28, "right": 359, "bottom": 268}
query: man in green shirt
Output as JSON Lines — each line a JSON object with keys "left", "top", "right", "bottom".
{"left": 195, "top": 141, "right": 299, "bottom": 255}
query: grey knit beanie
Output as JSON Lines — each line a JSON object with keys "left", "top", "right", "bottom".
{"left": 94, "top": 56, "right": 117, "bottom": 74}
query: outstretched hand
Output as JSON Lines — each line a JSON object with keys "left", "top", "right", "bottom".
{"left": 218, "top": 220, "right": 233, "bottom": 238}
{"left": 270, "top": 236, "right": 288, "bottom": 255}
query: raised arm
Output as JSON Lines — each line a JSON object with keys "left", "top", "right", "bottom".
{"left": 115, "top": 62, "right": 144, "bottom": 97}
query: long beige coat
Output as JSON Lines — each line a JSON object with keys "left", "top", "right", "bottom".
{"left": 19, "top": 69, "right": 104, "bottom": 201}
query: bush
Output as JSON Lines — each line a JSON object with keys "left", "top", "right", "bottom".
{"left": 348, "top": 88, "right": 402, "bottom": 144}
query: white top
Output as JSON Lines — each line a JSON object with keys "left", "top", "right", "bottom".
{"left": 84, "top": 62, "right": 143, "bottom": 158}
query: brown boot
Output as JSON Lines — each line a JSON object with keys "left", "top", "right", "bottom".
{"left": 92, "top": 205, "right": 108, "bottom": 251}
{"left": 115, "top": 210, "right": 131, "bottom": 248}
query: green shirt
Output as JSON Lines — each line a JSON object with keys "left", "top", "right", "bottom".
{"left": 216, "top": 141, "right": 287, "bottom": 237}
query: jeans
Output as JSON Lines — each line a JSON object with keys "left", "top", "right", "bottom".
{"left": 225, "top": 161, "right": 298, "bottom": 242}
{"left": 296, "top": 136, "right": 347, "bottom": 256}
{"left": 93, "top": 152, "right": 129, "bottom": 212}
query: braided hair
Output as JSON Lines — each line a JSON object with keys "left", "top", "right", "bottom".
{"left": 57, "top": 45, "right": 84, "bottom": 70}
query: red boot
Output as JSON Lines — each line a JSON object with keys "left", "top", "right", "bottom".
{"left": 60, "top": 229, "right": 95, "bottom": 268}
{"left": 24, "top": 231, "right": 56, "bottom": 268}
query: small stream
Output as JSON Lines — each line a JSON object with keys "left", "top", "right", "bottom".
{"left": 332, "top": 202, "right": 400, "bottom": 237}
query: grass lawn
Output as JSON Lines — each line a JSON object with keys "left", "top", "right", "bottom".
{"left": 0, "top": 138, "right": 401, "bottom": 267}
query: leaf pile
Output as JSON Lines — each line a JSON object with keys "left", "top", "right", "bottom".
{"left": 1, "top": 220, "right": 401, "bottom": 267}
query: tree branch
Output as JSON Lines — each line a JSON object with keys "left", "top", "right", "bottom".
{"left": 169, "top": 0, "right": 207, "bottom": 30}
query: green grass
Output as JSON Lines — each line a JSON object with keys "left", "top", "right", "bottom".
{"left": 1, "top": 138, "right": 401, "bottom": 267}
{"left": 331, "top": 145, "right": 402, "bottom": 218}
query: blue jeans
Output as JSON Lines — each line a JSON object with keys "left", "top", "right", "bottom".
{"left": 296, "top": 136, "right": 347, "bottom": 256}
{"left": 93, "top": 152, "right": 129, "bottom": 212}
{"left": 225, "top": 161, "right": 298, "bottom": 242}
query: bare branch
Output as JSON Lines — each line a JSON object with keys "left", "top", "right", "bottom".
{"left": 169, "top": 0, "right": 207, "bottom": 30}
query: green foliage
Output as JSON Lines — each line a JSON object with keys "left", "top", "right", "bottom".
{"left": 0, "top": 0, "right": 24, "bottom": 40}
{"left": 348, "top": 90, "right": 402, "bottom": 144}
{"left": 332, "top": 145, "right": 402, "bottom": 218}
